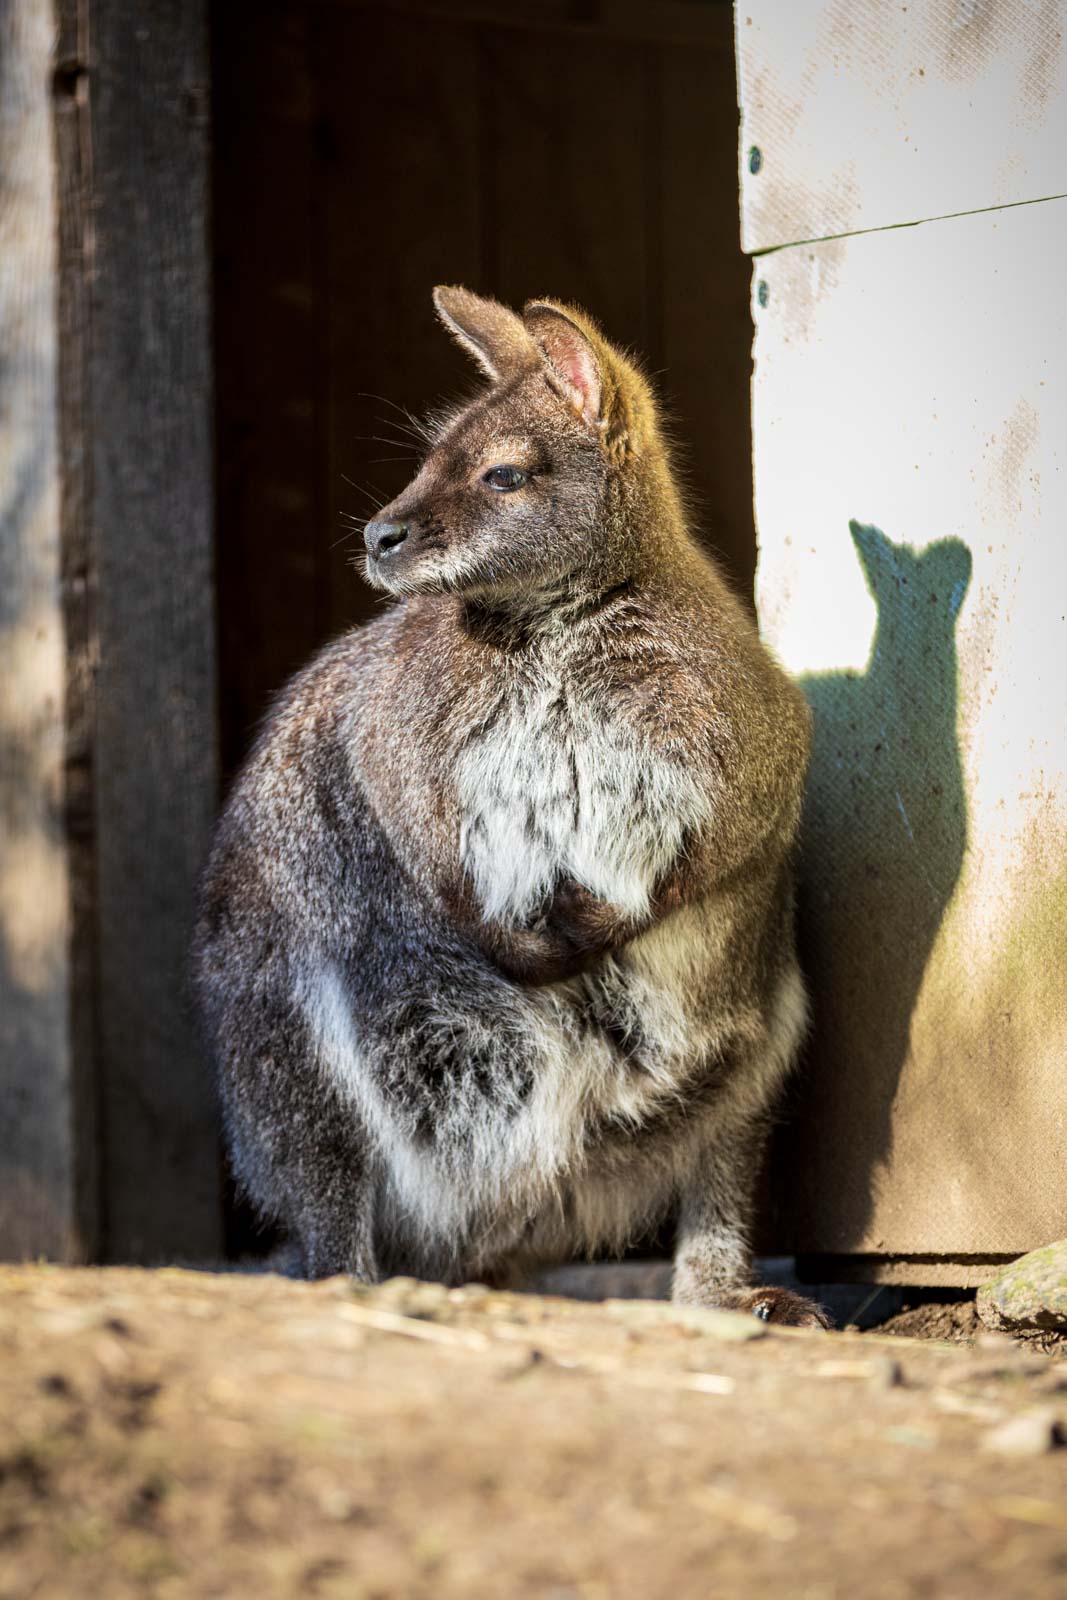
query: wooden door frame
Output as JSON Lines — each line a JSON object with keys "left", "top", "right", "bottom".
{"left": 1, "top": 0, "right": 222, "bottom": 1264}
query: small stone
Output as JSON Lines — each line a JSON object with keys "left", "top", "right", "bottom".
{"left": 869, "top": 1355, "right": 904, "bottom": 1389}
{"left": 981, "top": 1408, "right": 1064, "bottom": 1457}
{"left": 499, "top": 1349, "right": 545, "bottom": 1381}
{"left": 367, "top": 1277, "right": 451, "bottom": 1320}
{"left": 93, "top": 1333, "right": 131, "bottom": 1374}
{"left": 933, "top": 1389, "right": 1003, "bottom": 1421}
{"left": 317, "top": 1487, "right": 355, "bottom": 1521}
{"left": 976, "top": 1330, "right": 1016, "bottom": 1353}
{"left": 978, "top": 1241, "right": 1067, "bottom": 1335}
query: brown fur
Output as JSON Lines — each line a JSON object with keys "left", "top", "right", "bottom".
{"left": 194, "top": 287, "right": 827, "bottom": 1328}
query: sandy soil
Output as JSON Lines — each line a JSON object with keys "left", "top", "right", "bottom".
{"left": 2, "top": 1266, "right": 1066, "bottom": 1600}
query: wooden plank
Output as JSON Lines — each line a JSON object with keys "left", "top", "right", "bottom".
{"left": 0, "top": 0, "right": 82, "bottom": 1261}
{"left": 213, "top": 0, "right": 325, "bottom": 778}
{"left": 752, "top": 199, "right": 1067, "bottom": 1262}
{"left": 798, "top": 1255, "right": 1017, "bottom": 1289}
{"left": 486, "top": 25, "right": 652, "bottom": 363}
{"left": 311, "top": 5, "right": 486, "bottom": 639}
{"left": 659, "top": 29, "right": 757, "bottom": 601}
{"left": 54, "top": 0, "right": 100, "bottom": 1261}
{"left": 737, "top": 0, "right": 1067, "bottom": 253}
{"left": 87, "top": 0, "right": 222, "bottom": 1260}
{"left": 314, "top": 0, "right": 736, "bottom": 45}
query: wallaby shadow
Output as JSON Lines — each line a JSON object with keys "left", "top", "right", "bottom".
{"left": 778, "top": 521, "right": 973, "bottom": 1254}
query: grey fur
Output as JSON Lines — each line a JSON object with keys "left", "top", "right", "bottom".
{"left": 193, "top": 289, "right": 827, "bottom": 1326}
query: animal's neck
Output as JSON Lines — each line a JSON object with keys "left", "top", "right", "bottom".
{"left": 457, "top": 574, "right": 635, "bottom": 653}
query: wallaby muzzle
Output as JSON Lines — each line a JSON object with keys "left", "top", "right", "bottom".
{"left": 364, "top": 519, "right": 409, "bottom": 559}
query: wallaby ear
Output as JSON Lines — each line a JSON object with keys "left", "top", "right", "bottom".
{"left": 921, "top": 537, "right": 973, "bottom": 620}
{"left": 850, "top": 520, "right": 895, "bottom": 598}
{"left": 432, "top": 286, "right": 537, "bottom": 384}
{"left": 523, "top": 301, "right": 603, "bottom": 428}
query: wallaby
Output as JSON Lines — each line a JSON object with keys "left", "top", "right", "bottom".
{"left": 194, "top": 287, "right": 826, "bottom": 1326}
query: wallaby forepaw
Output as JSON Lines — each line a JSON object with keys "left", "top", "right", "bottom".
{"left": 736, "top": 1286, "right": 832, "bottom": 1329}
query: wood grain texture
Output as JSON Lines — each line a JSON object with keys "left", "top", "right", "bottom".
{"left": 313, "top": 0, "right": 735, "bottom": 43}
{"left": 752, "top": 200, "right": 1067, "bottom": 1262}
{"left": 486, "top": 27, "right": 652, "bottom": 356}
{"left": 213, "top": 1, "right": 326, "bottom": 777}
{"left": 87, "top": 0, "right": 221, "bottom": 1260}
{"left": 54, "top": 0, "right": 100, "bottom": 1262}
{"left": 660, "top": 36, "right": 757, "bottom": 598}
{"left": 312, "top": 6, "right": 486, "bottom": 642}
{"left": 737, "top": 0, "right": 1067, "bottom": 253}
{"left": 0, "top": 0, "right": 81, "bottom": 1261}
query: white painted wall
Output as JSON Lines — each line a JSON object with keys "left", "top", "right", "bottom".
{"left": 740, "top": 2, "right": 1067, "bottom": 1265}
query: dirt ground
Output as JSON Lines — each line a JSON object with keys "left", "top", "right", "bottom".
{"left": 2, "top": 1267, "right": 1067, "bottom": 1600}
{"left": 876, "top": 1298, "right": 982, "bottom": 1344}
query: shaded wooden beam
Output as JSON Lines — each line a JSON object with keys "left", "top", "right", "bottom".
{"left": 83, "top": 0, "right": 222, "bottom": 1261}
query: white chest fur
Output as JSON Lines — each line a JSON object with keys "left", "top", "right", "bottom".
{"left": 456, "top": 671, "right": 710, "bottom": 925}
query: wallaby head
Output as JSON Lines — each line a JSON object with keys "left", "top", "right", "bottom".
{"left": 363, "top": 286, "right": 684, "bottom": 601}
{"left": 850, "top": 520, "right": 972, "bottom": 664}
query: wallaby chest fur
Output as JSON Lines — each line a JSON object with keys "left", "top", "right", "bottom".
{"left": 457, "top": 613, "right": 705, "bottom": 923}
{"left": 195, "top": 287, "right": 824, "bottom": 1325}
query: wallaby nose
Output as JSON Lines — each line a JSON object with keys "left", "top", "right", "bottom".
{"left": 365, "top": 519, "right": 409, "bottom": 558}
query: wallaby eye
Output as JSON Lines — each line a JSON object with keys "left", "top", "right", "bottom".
{"left": 482, "top": 465, "right": 528, "bottom": 492}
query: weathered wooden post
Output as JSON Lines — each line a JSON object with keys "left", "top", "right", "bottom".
{"left": 1, "top": 0, "right": 86, "bottom": 1259}
{"left": 1, "top": 0, "right": 222, "bottom": 1262}
{"left": 739, "top": 0, "right": 1067, "bottom": 1283}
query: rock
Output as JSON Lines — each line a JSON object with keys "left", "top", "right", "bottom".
{"left": 981, "top": 1408, "right": 1065, "bottom": 1457}
{"left": 356, "top": 1277, "right": 452, "bottom": 1320}
{"left": 977, "top": 1241, "right": 1067, "bottom": 1335}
